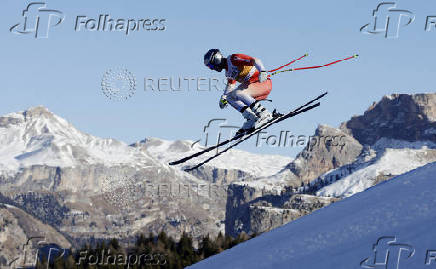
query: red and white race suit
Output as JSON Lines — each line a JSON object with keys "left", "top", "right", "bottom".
{"left": 224, "top": 54, "right": 272, "bottom": 111}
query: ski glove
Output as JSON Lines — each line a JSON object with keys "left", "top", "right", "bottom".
{"left": 219, "top": 95, "right": 228, "bottom": 109}
{"left": 259, "top": 71, "right": 268, "bottom": 83}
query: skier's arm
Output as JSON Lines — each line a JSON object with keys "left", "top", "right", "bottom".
{"left": 230, "top": 54, "right": 255, "bottom": 66}
{"left": 223, "top": 78, "right": 236, "bottom": 96}
{"left": 233, "top": 54, "right": 268, "bottom": 82}
{"left": 219, "top": 79, "right": 236, "bottom": 109}
{"left": 254, "top": 58, "right": 265, "bottom": 72}
{"left": 231, "top": 54, "right": 264, "bottom": 71}
{"left": 254, "top": 58, "right": 268, "bottom": 82}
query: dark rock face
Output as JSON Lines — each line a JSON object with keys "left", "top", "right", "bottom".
{"left": 11, "top": 192, "right": 69, "bottom": 227}
{"left": 0, "top": 203, "right": 71, "bottom": 266}
{"left": 340, "top": 94, "right": 436, "bottom": 145}
{"left": 249, "top": 194, "right": 339, "bottom": 234}
{"left": 188, "top": 166, "right": 252, "bottom": 185}
{"left": 225, "top": 184, "right": 264, "bottom": 237}
{"left": 225, "top": 182, "right": 338, "bottom": 237}
{"left": 287, "top": 125, "right": 363, "bottom": 184}
{"left": 248, "top": 206, "right": 300, "bottom": 235}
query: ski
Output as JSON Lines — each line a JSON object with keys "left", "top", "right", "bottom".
{"left": 183, "top": 99, "right": 323, "bottom": 171}
{"left": 169, "top": 91, "right": 328, "bottom": 167}
{"left": 168, "top": 125, "right": 245, "bottom": 166}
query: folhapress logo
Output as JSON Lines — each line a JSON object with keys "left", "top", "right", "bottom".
{"left": 10, "top": 3, "right": 166, "bottom": 39}
{"left": 360, "top": 2, "right": 415, "bottom": 39}
{"left": 10, "top": 2, "right": 64, "bottom": 38}
{"left": 360, "top": 236, "right": 415, "bottom": 269}
{"left": 75, "top": 16, "right": 166, "bottom": 35}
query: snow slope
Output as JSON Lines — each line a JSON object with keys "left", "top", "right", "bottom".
{"left": 189, "top": 162, "right": 436, "bottom": 269}
{"left": 317, "top": 138, "right": 436, "bottom": 198}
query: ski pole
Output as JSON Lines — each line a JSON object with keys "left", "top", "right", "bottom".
{"left": 269, "top": 54, "right": 358, "bottom": 76}
{"left": 267, "top": 53, "right": 309, "bottom": 73}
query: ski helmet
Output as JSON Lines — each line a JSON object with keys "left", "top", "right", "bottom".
{"left": 204, "top": 49, "right": 224, "bottom": 71}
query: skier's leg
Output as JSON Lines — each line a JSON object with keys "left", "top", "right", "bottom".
{"left": 227, "top": 94, "right": 257, "bottom": 132}
{"left": 227, "top": 79, "right": 273, "bottom": 107}
{"left": 226, "top": 97, "right": 245, "bottom": 111}
{"left": 231, "top": 83, "right": 257, "bottom": 107}
{"left": 230, "top": 79, "right": 272, "bottom": 104}
{"left": 246, "top": 79, "right": 273, "bottom": 101}
{"left": 235, "top": 80, "right": 273, "bottom": 127}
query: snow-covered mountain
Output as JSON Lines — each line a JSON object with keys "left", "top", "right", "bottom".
{"left": 0, "top": 105, "right": 291, "bottom": 249}
{"left": 0, "top": 106, "right": 228, "bottom": 244}
{"left": 0, "top": 105, "right": 290, "bottom": 183}
{"left": 312, "top": 93, "right": 436, "bottom": 198}
{"left": 0, "top": 106, "right": 153, "bottom": 173}
{"left": 189, "top": 162, "right": 436, "bottom": 269}
{"left": 316, "top": 138, "right": 436, "bottom": 197}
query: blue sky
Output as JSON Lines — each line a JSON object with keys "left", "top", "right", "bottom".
{"left": 1, "top": 0, "right": 435, "bottom": 157}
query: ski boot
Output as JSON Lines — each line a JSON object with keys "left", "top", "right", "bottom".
{"left": 272, "top": 109, "right": 284, "bottom": 119}
{"left": 251, "top": 102, "right": 273, "bottom": 129}
{"left": 236, "top": 109, "right": 257, "bottom": 136}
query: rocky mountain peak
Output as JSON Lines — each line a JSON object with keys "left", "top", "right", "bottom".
{"left": 0, "top": 105, "right": 67, "bottom": 132}
{"left": 340, "top": 93, "right": 436, "bottom": 145}
{"left": 23, "top": 105, "right": 53, "bottom": 118}
{"left": 286, "top": 124, "right": 363, "bottom": 183}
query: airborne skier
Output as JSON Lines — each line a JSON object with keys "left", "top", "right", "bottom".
{"left": 171, "top": 51, "right": 359, "bottom": 170}
{"left": 204, "top": 49, "right": 273, "bottom": 134}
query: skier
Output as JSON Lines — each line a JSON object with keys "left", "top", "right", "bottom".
{"left": 170, "top": 52, "right": 357, "bottom": 169}
{"left": 204, "top": 49, "right": 273, "bottom": 134}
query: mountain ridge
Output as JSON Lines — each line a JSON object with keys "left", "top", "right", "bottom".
{"left": 224, "top": 93, "right": 436, "bottom": 237}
